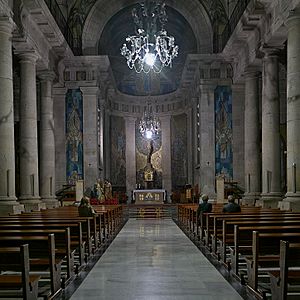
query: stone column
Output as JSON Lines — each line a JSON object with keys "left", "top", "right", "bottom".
{"left": 187, "top": 107, "right": 193, "bottom": 184}
{"left": 282, "top": 11, "right": 300, "bottom": 211}
{"left": 17, "top": 51, "right": 45, "bottom": 211}
{"left": 104, "top": 107, "right": 111, "bottom": 181}
{"left": 193, "top": 98, "right": 200, "bottom": 188}
{"left": 232, "top": 84, "right": 245, "bottom": 189}
{"left": 98, "top": 99, "right": 105, "bottom": 181}
{"left": 53, "top": 87, "right": 67, "bottom": 190}
{"left": 160, "top": 115, "right": 172, "bottom": 202}
{"left": 81, "top": 87, "right": 100, "bottom": 189}
{"left": 39, "top": 71, "right": 59, "bottom": 208}
{"left": 0, "top": 17, "right": 24, "bottom": 215}
{"left": 243, "top": 71, "right": 261, "bottom": 205}
{"left": 260, "top": 49, "right": 282, "bottom": 208}
{"left": 199, "top": 87, "right": 216, "bottom": 198}
{"left": 125, "top": 117, "right": 136, "bottom": 203}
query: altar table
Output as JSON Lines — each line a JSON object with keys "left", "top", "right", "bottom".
{"left": 133, "top": 189, "right": 166, "bottom": 204}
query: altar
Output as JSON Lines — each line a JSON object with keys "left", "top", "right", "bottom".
{"left": 133, "top": 189, "right": 166, "bottom": 204}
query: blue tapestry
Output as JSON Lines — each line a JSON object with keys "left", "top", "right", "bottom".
{"left": 215, "top": 86, "right": 233, "bottom": 179}
{"left": 65, "top": 88, "right": 84, "bottom": 184}
{"left": 171, "top": 114, "right": 187, "bottom": 189}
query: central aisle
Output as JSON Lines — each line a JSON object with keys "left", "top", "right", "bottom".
{"left": 70, "top": 219, "right": 243, "bottom": 300}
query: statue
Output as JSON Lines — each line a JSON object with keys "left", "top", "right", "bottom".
{"left": 143, "top": 140, "right": 155, "bottom": 188}
{"left": 104, "top": 179, "right": 112, "bottom": 200}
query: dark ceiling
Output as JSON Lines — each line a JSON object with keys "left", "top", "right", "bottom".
{"left": 98, "top": 4, "right": 197, "bottom": 96}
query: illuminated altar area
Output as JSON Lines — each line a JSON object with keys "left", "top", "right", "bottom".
{"left": 133, "top": 189, "right": 166, "bottom": 204}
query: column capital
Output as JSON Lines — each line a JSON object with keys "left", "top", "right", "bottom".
{"left": 0, "top": 16, "right": 14, "bottom": 35}
{"left": 80, "top": 86, "right": 100, "bottom": 96}
{"left": 244, "top": 66, "right": 261, "bottom": 78}
{"left": 38, "top": 70, "right": 56, "bottom": 82}
{"left": 15, "top": 50, "right": 39, "bottom": 64}
{"left": 159, "top": 115, "right": 171, "bottom": 123}
{"left": 125, "top": 116, "right": 137, "bottom": 124}
{"left": 286, "top": 9, "right": 300, "bottom": 28}
{"left": 260, "top": 44, "right": 283, "bottom": 58}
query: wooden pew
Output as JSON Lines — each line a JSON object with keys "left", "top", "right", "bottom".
{"left": 208, "top": 212, "right": 300, "bottom": 254}
{"left": 0, "top": 221, "right": 86, "bottom": 269}
{"left": 0, "top": 245, "right": 40, "bottom": 300}
{"left": 229, "top": 221, "right": 300, "bottom": 276}
{"left": 0, "top": 227, "right": 74, "bottom": 282}
{"left": 0, "top": 234, "right": 61, "bottom": 298}
{"left": 245, "top": 231, "right": 300, "bottom": 296}
{"left": 206, "top": 210, "right": 295, "bottom": 248}
{"left": 4, "top": 215, "right": 95, "bottom": 257}
{"left": 268, "top": 241, "right": 300, "bottom": 300}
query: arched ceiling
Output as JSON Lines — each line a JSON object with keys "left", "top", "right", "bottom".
{"left": 98, "top": 4, "right": 197, "bottom": 95}
{"left": 82, "top": 0, "right": 213, "bottom": 55}
{"left": 67, "top": 0, "right": 229, "bottom": 95}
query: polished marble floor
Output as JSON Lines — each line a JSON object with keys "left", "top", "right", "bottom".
{"left": 70, "top": 219, "right": 244, "bottom": 300}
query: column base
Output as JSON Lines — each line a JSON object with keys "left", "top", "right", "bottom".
{"left": 257, "top": 193, "right": 283, "bottom": 208}
{"left": 42, "top": 198, "right": 60, "bottom": 209}
{"left": 279, "top": 193, "right": 300, "bottom": 212}
{"left": 19, "top": 198, "right": 46, "bottom": 212}
{"left": 0, "top": 202, "right": 25, "bottom": 216}
{"left": 242, "top": 192, "right": 261, "bottom": 206}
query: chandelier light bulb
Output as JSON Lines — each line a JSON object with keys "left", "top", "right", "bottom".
{"left": 145, "top": 130, "right": 153, "bottom": 139}
{"left": 144, "top": 52, "right": 156, "bottom": 66}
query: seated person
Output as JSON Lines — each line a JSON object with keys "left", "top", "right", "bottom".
{"left": 197, "top": 194, "right": 212, "bottom": 215}
{"left": 222, "top": 195, "right": 241, "bottom": 213}
{"left": 78, "top": 196, "right": 96, "bottom": 217}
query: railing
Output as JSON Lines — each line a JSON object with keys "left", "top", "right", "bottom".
{"left": 44, "top": 0, "right": 82, "bottom": 55}
{"left": 214, "top": 0, "right": 251, "bottom": 53}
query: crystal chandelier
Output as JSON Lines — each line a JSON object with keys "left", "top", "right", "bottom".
{"left": 120, "top": 1, "right": 179, "bottom": 73}
{"left": 139, "top": 102, "right": 161, "bottom": 139}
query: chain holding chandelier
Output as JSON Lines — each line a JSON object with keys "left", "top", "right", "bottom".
{"left": 120, "top": 1, "right": 179, "bottom": 73}
{"left": 139, "top": 102, "right": 161, "bottom": 139}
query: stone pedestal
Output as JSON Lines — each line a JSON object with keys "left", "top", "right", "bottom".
{"left": 76, "top": 180, "right": 84, "bottom": 202}
{"left": 0, "top": 17, "right": 24, "bottom": 215}
{"left": 17, "top": 51, "right": 45, "bottom": 211}
{"left": 216, "top": 176, "right": 225, "bottom": 203}
{"left": 39, "top": 71, "right": 59, "bottom": 208}
{"left": 243, "top": 70, "right": 261, "bottom": 205}
{"left": 282, "top": 11, "right": 300, "bottom": 211}
{"left": 260, "top": 49, "right": 282, "bottom": 208}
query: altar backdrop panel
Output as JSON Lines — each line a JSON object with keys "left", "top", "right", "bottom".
{"left": 110, "top": 115, "right": 126, "bottom": 186}
{"left": 171, "top": 114, "right": 187, "bottom": 189}
{"left": 215, "top": 86, "right": 233, "bottom": 179}
{"left": 135, "top": 124, "right": 162, "bottom": 188}
{"left": 65, "top": 88, "right": 83, "bottom": 184}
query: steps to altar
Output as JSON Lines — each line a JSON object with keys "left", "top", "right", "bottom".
{"left": 127, "top": 204, "right": 177, "bottom": 219}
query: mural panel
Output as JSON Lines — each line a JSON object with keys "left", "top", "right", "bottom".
{"left": 215, "top": 86, "right": 233, "bottom": 179}
{"left": 136, "top": 124, "right": 162, "bottom": 189}
{"left": 171, "top": 114, "right": 187, "bottom": 189}
{"left": 110, "top": 116, "right": 126, "bottom": 186}
{"left": 66, "top": 88, "right": 83, "bottom": 184}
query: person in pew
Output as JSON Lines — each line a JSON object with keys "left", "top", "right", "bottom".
{"left": 222, "top": 195, "right": 241, "bottom": 213}
{"left": 78, "top": 196, "right": 96, "bottom": 217}
{"left": 197, "top": 194, "right": 212, "bottom": 214}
